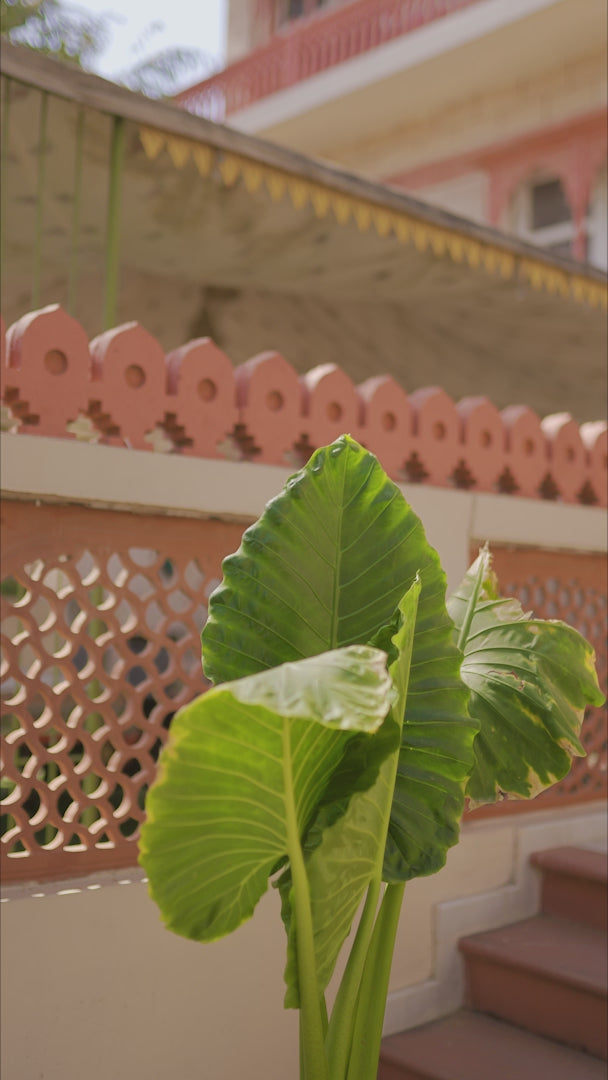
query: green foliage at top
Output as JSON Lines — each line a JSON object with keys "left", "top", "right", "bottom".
{"left": 1, "top": 0, "right": 213, "bottom": 97}
{"left": 1, "top": 0, "right": 110, "bottom": 65}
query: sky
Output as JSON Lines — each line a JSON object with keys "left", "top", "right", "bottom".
{"left": 72, "top": 0, "right": 227, "bottom": 84}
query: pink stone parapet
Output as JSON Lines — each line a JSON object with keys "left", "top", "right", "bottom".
{"left": 1, "top": 304, "right": 606, "bottom": 507}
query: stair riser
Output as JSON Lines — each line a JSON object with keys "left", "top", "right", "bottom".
{"left": 378, "top": 1060, "right": 429, "bottom": 1080}
{"left": 541, "top": 873, "right": 607, "bottom": 932}
{"left": 465, "top": 955, "right": 607, "bottom": 1059}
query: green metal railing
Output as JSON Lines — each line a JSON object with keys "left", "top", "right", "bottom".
{"left": 32, "top": 90, "right": 48, "bottom": 310}
{"left": 67, "top": 106, "right": 85, "bottom": 317}
{"left": 103, "top": 114, "right": 125, "bottom": 331}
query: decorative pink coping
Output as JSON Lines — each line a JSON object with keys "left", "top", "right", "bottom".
{"left": 1, "top": 304, "right": 606, "bottom": 507}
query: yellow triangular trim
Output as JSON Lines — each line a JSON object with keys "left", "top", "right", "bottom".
{"left": 242, "top": 161, "right": 264, "bottom": 193}
{"left": 288, "top": 178, "right": 311, "bottom": 210}
{"left": 166, "top": 136, "right": 192, "bottom": 169}
{"left": 266, "top": 169, "right": 287, "bottom": 202}
{"left": 137, "top": 125, "right": 608, "bottom": 310}
{"left": 332, "top": 194, "right": 352, "bottom": 225}
{"left": 354, "top": 203, "right": 372, "bottom": 231}
{"left": 311, "top": 188, "right": 331, "bottom": 218}
{"left": 219, "top": 154, "right": 242, "bottom": 187}
{"left": 192, "top": 145, "right": 214, "bottom": 177}
{"left": 140, "top": 127, "right": 166, "bottom": 160}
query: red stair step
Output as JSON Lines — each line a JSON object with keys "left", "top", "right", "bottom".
{"left": 379, "top": 1010, "right": 607, "bottom": 1080}
{"left": 460, "top": 914, "right": 607, "bottom": 1059}
{"left": 531, "top": 846, "right": 607, "bottom": 931}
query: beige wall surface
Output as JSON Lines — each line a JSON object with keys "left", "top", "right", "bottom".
{"left": 2, "top": 804, "right": 605, "bottom": 1080}
{"left": 1, "top": 877, "right": 298, "bottom": 1080}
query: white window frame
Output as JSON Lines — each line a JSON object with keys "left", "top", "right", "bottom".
{"left": 509, "top": 176, "right": 586, "bottom": 256}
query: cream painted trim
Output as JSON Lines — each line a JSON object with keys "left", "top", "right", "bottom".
{"left": 1, "top": 434, "right": 605, "bottom": 590}
{"left": 0, "top": 865, "right": 147, "bottom": 903}
{"left": 469, "top": 491, "right": 608, "bottom": 553}
{"left": 0, "top": 434, "right": 292, "bottom": 524}
{"left": 228, "top": 0, "right": 562, "bottom": 134}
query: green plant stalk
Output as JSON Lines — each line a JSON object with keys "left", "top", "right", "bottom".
{"left": 327, "top": 582, "right": 420, "bottom": 1078}
{"left": 456, "top": 548, "right": 485, "bottom": 653}
{"left": 345, "top": 881, "right": 406, "bottom": 1080}
{"left": 67, "top": 106, "right": 85, "bottom": 316}
{"left": 32, "top": 90, "right": 48, "bottom": 309}
{"left": 326, "top": 878, "right": 382, "bottom": 1077}
{"left": 282, "top": 720, "right": 330, "bottom": 1080}
{"left": 103, "top": 114, "right": 125, "bottom": 329}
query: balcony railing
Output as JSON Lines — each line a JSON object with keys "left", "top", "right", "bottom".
{"left": 175, "top": 0, "right": 483, "bottom": 121}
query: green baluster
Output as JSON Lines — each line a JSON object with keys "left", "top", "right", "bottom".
{"left": 1, "top": 78, "right": 11, "bottom": 290}
{"left": 32, "top": 91, "right": 48, "bottom": 310}
{"left": 67, "top": 106, "right": 85, "bottom": 316}
{"left": 103, "top": 115, "right": 125, "bottom": 329}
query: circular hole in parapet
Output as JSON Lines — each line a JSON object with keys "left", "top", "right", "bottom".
{"left": 197, "top": 378, "right": 217, "bottom": 402}
{"left": 266, "top": 390, "right": 284, "bottom": 412}
{"left": 523, "top": 438, "right": 535, "bottom": 456}
{"left": 44, "top": 349, "right": 68, "bottom": 375}
{"left": 480, "top": 430, "right": 492, "bottom": 448}
{"left": 433, "top": 421, "right": 446, "bottom": 440}
{"left": 382, "top": 411, "right": 396, "bottom": 432}
{"left": 125, "top": 364, "right": 146, "bottom": 389}
{"left": 327, "top": 402, "right": 342, "bottom": 422}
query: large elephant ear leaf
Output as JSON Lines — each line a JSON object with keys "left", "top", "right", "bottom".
{"left": 448, "top": 546, "right": 605, "bottom": 809}
{"left": 139, "top": 646, "right": 395, "bottom": 944}
{"left": 202, "top": 435, "right": 476, "bottom": 883}
{"left": 203, "top": 435, "right": 448, "bottom": 681}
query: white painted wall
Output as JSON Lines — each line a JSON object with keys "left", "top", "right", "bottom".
{"left": 412, "top": 171, "right": 490, "bottom": 225}
{"left": 589, "top": 166, "right": 608, "bottom": 272}
{"left": 228, "top": 0, "right": 566, "bottom": 135}
{"left": 1, "top": 804, "right": 605, "bottom": 1080}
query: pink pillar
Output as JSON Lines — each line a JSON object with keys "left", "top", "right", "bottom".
{"left": 564, "top": 163, "right": 592, "bottom": 263}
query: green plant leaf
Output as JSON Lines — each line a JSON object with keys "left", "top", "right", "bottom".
{"left": 202, "top": 436, "right": 476, "bottom": 884}
{"left": 203, "top": 436, "right": 439, "bottom": 680}
{"left": 139, "top": 645, "right": 395, "bottom": 943}
{"left": 278, "top": 579, "right": 421, "bottom": 1009}
{"left": 448, "top": 547, "right": 605, "bottom": 808}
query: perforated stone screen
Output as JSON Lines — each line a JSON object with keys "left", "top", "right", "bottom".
{"left": 1, "top": 501, "right": 246, "bottom": 882}
{"left": 1, "top": 503, "right": 606, "bottom": 882}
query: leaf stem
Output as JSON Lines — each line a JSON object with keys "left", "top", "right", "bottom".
{"left": 326, "top": 877, "right": 382, "bottom": 1077}
{"left": 282, "top": 720, "right": 329, "bottom": 1080}
{"left": 346, "top": 882, "right": 406, "bottom": 1080}
{"left": 328, "top": 580, "right": 421, "bottom": 1078}
{"left": 456, "top": 550, "right": 486, "bottom": 653}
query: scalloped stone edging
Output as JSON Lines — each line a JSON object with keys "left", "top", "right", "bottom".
{"left": 1, "top": 304, "right": 605, "bottom": 507}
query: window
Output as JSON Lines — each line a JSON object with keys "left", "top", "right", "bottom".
{"left": 510, "top": 176, "right": 577, "bottom": 259}
{"left": 278, "top": 0, "right": 332, "bottom": 27}
{"left": 530, "top": 179, "right": 571, "bottom": 230}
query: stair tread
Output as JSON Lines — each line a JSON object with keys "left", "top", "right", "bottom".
{"left": 532, "top": 846, "right": 608, "bottom": 884}
{"left": 460, "top": 914, "right": 607, "bottom": 995}
{"left": 380, "top": 1010, "right": 607, "bottom": 1080}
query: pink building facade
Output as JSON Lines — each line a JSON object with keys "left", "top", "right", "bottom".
{"left": 179, "top": 0, "right": 607, "bottom": 270}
